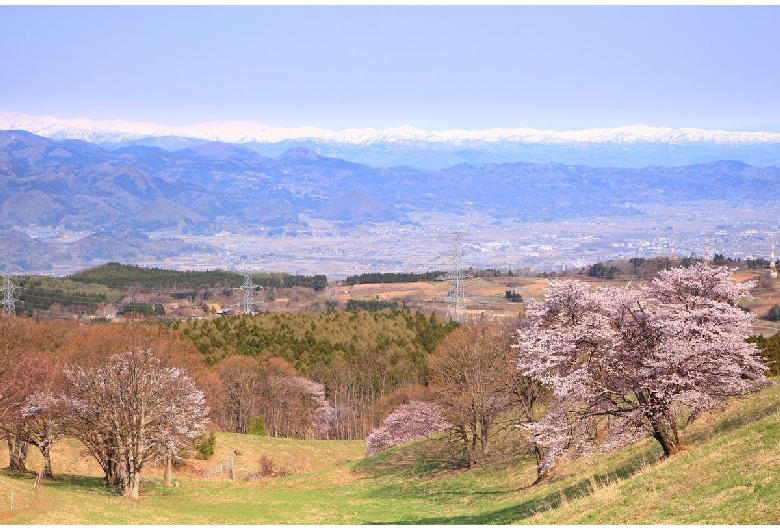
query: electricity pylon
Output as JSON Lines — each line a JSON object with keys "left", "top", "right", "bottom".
{"left": 436, "top": 231, "right": 469, "bottom": 323}
{"left": 231, "top": 266, "right": 263, "bottom": 316}
{"left": 1, "top": 273, "right": 20, "bottom": 316}
{"left": 240, "top": 273, "right": 261, "bottom": 315}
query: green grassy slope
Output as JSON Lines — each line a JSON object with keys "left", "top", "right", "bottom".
{"left": 0, "top": 380, "right": 778, "bottom": 524}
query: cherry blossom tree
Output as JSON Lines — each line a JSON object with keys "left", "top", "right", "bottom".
{"left": 63, "top": 348, "right": 209, "bottom": 498}
{"left": 0, "top": 319, "right": 54, "bottom": 472}
{"left": 264, "top": 375, "right": 334, "bottom": 439}
{"left": 0, "top": 350, "right": 61, "bottom": 473}
{"left": 515, "top": 263, "right": 769, "bottom": 478}
{"left": 21, "top": 390, "right": 68, "bottom": 478}
{"left": 365, "top": 401, "right": 452, "bottom": 456}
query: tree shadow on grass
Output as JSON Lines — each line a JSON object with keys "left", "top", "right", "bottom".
{"left": 0, "top": 468, "right": 117, "bottom": 496}
{"left": 46, "top": 474, "right": 116, "bottom": 496}
{"left": 44, "top": 474, "right": 179, "bottom": 501}
{"left": 354, "top": 430, "right": 540, "bottom": 483}
{"left": 0, "top": 467, "right": 38, "bottom": 480}
{"left": 362, "top": 445, "right": 662, "bottom": 524}
{"left": 365, "top": 478, "right": 597, "bottom": 524}
{"left": 353, "top": 437, "right": 469, "bottom": 480}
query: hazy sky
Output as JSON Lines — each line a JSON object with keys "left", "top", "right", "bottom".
{"left": 2, "top": 5, "right": 780, "bottom": 131}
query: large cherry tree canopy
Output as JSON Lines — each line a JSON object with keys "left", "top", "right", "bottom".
{"left": 515, "top": 263, "right": 769, "bottom": 475}
{"left": 63, "top": 348, "right": 209, "bottom": 498}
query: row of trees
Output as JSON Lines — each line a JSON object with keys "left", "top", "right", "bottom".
{"left": 344, "top": 271, "right": 447, "bottom": 285}
{"left": 365, "top": 263, "right": 771, "bottom": 482}
{"left": 216, "top": 356, "right": 332, "bottom": 439}
{"left": 574, "top": 255, "right": 780, "bottom": 282}
{"left": 15, "top": 277, "right": 110, "bottom": 314}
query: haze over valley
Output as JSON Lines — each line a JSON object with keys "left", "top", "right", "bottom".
{"left": 1, "top": 122, "right": 780, "bottom": 277}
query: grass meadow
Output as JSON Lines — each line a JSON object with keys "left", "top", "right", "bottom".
{"left": 0, "top": 379, "right": 778, "bottom": 524}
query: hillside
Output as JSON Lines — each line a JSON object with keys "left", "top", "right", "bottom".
{"left": 0, "top": 377, "right": 777, "bottom": 524}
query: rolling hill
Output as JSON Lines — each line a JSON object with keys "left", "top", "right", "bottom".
{"left": 0, "top": 376, "right": 778, "bottom": 524}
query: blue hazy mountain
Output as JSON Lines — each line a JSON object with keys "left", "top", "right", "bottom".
{"left": 2, "top": 129, "right": 780, "bottom": 272}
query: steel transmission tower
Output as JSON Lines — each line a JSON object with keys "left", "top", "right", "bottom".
{"left": 239, "top": 273, "right": 261, "bottom": 316}
{"left": 1, "top": 273, "right": 20, "bottom": 316}
{"left": 436, "top": 231, "right": 469, "bottom": 323}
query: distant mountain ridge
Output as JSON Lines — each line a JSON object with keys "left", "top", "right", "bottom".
{"left": 3, "top": 129, "right": 780, "bottom": 272}
{"left": 3, "top": 111, "right": 780, "bottom": 169}
{"left": 3, "top": 129, "right": 780, "bottom": 232}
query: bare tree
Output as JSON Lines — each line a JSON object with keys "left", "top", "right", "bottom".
{"left": 63, "top": 348, "right": 209, "bottom": 499}
{"left": 428, "top": 325, "right": 546, "bottom": 467}
{"left": 215, "top": 355, "right": 265, "bottom": 433}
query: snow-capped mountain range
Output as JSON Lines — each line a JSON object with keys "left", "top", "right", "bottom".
{"left": 2, "top": 111, "right": 780, "bottom": 147}
{"left": 3, "top": 111, "right": 780, "bottom": 170}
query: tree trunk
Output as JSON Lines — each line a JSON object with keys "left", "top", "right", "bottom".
{"left": 103, "top": 441, "right": 122, "bottom": 486}
{"left": 43, "top": 451, "right": 53, "bottom": 478}
{"left": 533, "top": 443, "right": 548, "bottom": 483}
{"left": 649, "top": 413, "right": 681, "bottom": 458}
{"left": 40, "top": 440, "right": 53, "bottom": 478}
{"left": 164, "top": 454, "right": 172, "bottom": 486}
{"left": 127, "top": 471, "right": 140, "bottom": 499}
{"left": 478, "top": 419, "right": 490, "bottom": 463}
{"left": 122, "top": 457, "right": 141, "bottom": 499}
{"left": 7, "top": 434, "right": 29, "bottom": 472}
{"left": 106, "top": 456, "right": 121, "bottom": 486}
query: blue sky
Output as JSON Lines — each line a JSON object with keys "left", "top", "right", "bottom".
{"left": 2, "top": 5, "right": 780, "bottom": 132}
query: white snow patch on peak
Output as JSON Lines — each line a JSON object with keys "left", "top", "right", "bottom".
{"left": 1, "top": 111, "right": 780, "bottom": 146}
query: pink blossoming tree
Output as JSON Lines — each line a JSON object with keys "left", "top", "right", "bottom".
{"left": 63, "top": 348, "right": 209, "bottom": 499}
{"left": 365, "top": 401, "right": 452, "bottom": 456}
{"left": 515, "top": 263, "right": 769, "bottom": 478}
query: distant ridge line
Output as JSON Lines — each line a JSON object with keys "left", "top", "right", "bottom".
{"left": 2, "top": 111, "right": 780, "bottom": 146}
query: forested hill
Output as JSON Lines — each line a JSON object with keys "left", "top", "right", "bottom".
{"left": 67, "top": 262, "right": 327, "bottom": 291}
{"left": 344, "top": 271, "right": 447, "bottom": 285}
{"left": 173, "top": 309, "right": 456, "bottom": 370}
{"left": 173, "top": 309, "right": 458, "bottom": 439}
